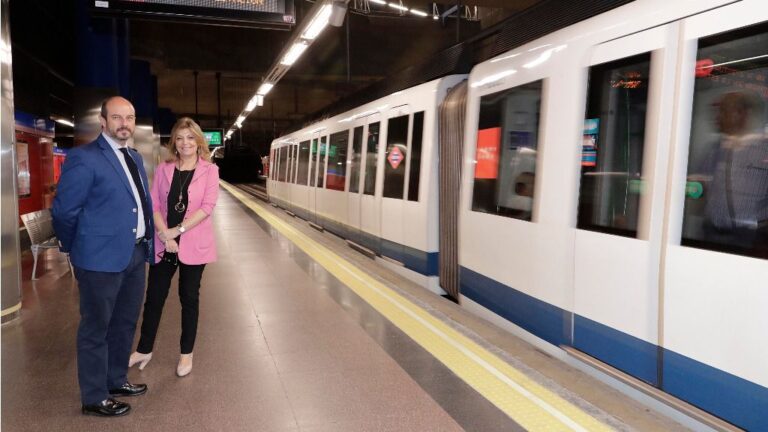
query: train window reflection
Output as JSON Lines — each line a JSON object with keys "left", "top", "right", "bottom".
{"left": 682, "top": 22, "right": 768, "bottom": 259}
{"left": 384, "top": 115, "right": 409, "bottom": 199}
{"left": 326, "top": 130, "right": 349, "bottom": 191}
{"left": 313, "top": 136, "right": 327, "bottom": 188}
{"left": 577, "top": 53, "right": 651, "bottom": 237}
{"left": 297, "top": 140, "right": 310, "bottom": 185}
{"left": 287, "top": 145, "right": 295, "bottom": 183}
{"left": 364, "top": 122, "right": 380, "bottom": 195}
{"left": 349, "top": 126, "right": 364, "bottom": 193}
{"left": 471, "top": 80, "right": 542, "bottom": 221}
{"left": 408, "top": 111, "right": 425, "bottom": 201}
{"left": 279, "top": 146, "right": 288, "bottom": 182}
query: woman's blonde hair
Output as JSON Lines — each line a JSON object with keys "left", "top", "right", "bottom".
{"left": 167, "top": 117, "right": 212, "bottom": 162}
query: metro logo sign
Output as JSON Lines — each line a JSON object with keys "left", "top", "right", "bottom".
{"left": 387, "top": 146, "right": 404, "bottom": 169}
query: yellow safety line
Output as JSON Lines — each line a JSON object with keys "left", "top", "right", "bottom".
{"left": 223, "top": 182, "right": 615, "bottom": 432}
{"left": 1, "top": 302, "right": 22, "bottom": 317}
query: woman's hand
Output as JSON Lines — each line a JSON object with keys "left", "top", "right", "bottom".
{"left": 164, "top": 239, "right": 179, "bottom": 253}
{"left": 159, "top": 228, "right": 179, "bottom": 242}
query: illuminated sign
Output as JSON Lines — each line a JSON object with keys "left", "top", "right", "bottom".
{"left": 475, "top": 127, "right": 500, "bottom": 179}
{"left": 91, "top": 0, "right": 295, "bottom": 28}
{"left": 203, "top": 130, "right": 223, "bottom": 147}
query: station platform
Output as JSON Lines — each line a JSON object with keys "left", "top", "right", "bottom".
{"left": 2, "top": 183, "right": 696, "bottom": 431}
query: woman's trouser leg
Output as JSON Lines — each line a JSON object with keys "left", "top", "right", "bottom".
{"left": 136, "top": 261, "right": 177, "bottom": 354}
{"left": 178, "top": 263, "right": 206, "bottom": 354}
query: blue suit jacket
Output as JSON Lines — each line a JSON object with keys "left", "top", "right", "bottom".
{"left": 52, "top": 135, "right": 154, "bottom": 272}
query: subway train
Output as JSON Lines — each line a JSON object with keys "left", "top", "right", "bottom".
{"left": 267, "top": 0, "right": 768, "bottom": 429}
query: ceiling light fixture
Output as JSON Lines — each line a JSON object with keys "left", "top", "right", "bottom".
{"left": 280, "top": 42, "right": 308, "bottom": 66}
{"left": 388, "top": 3, "right": 408, "bottom": 12}
{"left": 302, "top": 4, "right": 333, "bottom": 40}
{"left": 257, "top": 83, "right": 274, "bottom": 95}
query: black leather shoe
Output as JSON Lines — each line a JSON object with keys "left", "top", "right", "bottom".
{"left": 82, "top": 398, "right": 131, "bottom": 417}
{"left": 108, "top": 382, "right": 147, "bottom": 397}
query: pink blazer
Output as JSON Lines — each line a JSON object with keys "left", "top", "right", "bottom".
{"left": 150, "top": 159, "right": 219, "bottom": 265}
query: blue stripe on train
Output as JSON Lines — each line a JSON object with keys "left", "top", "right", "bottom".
{"left": 459, "top": 266, "right": 570, "bottom": 347}
{"left": 459, "top": 265, "right": 768, "bottom": 431}
{"left": 267, "top": 200, "right": 439, "bottom": 276}
{"left": 573, "top": 314, "right": 658, "bottom": 385}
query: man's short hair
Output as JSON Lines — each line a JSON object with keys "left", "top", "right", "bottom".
{"left": 100, "top": 97, "right": 117, "bottom": 119}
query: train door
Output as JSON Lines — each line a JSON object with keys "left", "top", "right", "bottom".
{"left": 381, "top": 105, "right": 411, "bottom": 263}
{"left": 347, "top": 122, "right": 365, "bottom": 246}
{"left": 571, "top": 23, "right": 680, "bottom": 386}
{"left": 286, "top": 143, "right": 295, "bottom": 213}
{"left": 661, "top": 5, "right": 768, "bottom": 429}
{"left": 358, "top": 114, "right": 382, "bottom": 253}
{"left": 310, "top": 133, "right": 327, "bottom": 228}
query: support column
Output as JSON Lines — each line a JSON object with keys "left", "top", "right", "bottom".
{"left": 1, "top": 0, "right": 22, "bottom": 323}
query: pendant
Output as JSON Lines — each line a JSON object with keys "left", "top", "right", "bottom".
{"left": 174, "top": 201, "right": 186, "bottom": 213}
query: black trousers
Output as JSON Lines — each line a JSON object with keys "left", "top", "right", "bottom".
{"left": 75, "top": 242, "right": 146, "bottom": 405}
{"left": 136, "top": 260, "right": 206, "bottom": 355}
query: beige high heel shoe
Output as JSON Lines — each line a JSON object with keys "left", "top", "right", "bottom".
{"left": 128, "top": 352, "right": 153, "bottom": 370}
{"left": 176, "top": 353, "right": 193, "bottom": 377}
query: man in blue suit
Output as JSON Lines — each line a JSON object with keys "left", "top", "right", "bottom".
{"left": 53, "top": 96, "right": 154, "bottom": 417}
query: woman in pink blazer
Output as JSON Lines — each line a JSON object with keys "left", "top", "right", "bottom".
{"left": 129, "top": 117, "right": 219, "bottom": 377}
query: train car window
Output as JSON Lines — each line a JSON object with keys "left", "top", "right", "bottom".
{"left": 407, "top": 111, "right": 425, "bottom": 201}
{"left": 292, "top": 144, "right": 300, "bottom": 183}
{"left": 279, "top": 147, "right": 288, "bottom": 182}
{"left": 315, "top": 136, "right": 327, "bottom": 188}
{"left": 296, "top": 140, "right": 310, "bottom": 185}
{"left": 364, "top": 122, "right": 380, "bottom": 195}
{"left": 349, "top": 126, "right": 364, "bottom": 193}
{"left": 471, "top": 80, "right": 542, "bottom": 220}
{"left": 326, "top": 130, "right": 349, "bottom": 191}
{"left": 577, "top": 53, "right": 651, "bottom": 237}
{"left": 287, "top": 145, "right": 295, "bottom": 183}
{"left": 682, "top": 22, "right": 768, "bottom": 259}
{"left": 309, "top": 138, "right": 317, "bottom": 187}
{"left": 383, "top": 115, "right": 410, "bottom": 199}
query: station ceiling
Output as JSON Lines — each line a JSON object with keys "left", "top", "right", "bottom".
{"left": 8, "top": 0, "right": 542, "bottom": 150}
{"left": 128, "top": 1, "right": 542, "bottom": 144}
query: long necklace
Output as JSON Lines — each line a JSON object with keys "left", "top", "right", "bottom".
{"left": 174, "top": 160, "right": 197, "bottom": 213}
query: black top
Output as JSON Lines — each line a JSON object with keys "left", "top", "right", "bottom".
{"left": 167, "top": 168, "right": 195, "bottom": 244}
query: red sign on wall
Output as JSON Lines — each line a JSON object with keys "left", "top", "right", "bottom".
{"left": 387, "top": 146, "right": 403, "bottom": 170}
{"left": 475, "top": 127, "right": 501, "bottom": 179}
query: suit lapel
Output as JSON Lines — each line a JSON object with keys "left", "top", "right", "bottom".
{"left": 98, "top": 135, "right": 136, "bottom": 203}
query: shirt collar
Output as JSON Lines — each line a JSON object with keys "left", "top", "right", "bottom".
{"left": 102, "top": 132, "right": 129, "bottom": 151}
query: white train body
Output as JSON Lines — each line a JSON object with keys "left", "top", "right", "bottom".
{"left": 269, "top": 0, "right": 768, "bottom": 429}
{"left": 268, "top": 76, "right": 466, "bottom": 291}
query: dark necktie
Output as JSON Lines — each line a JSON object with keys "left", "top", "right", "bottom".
{"left": 118, "top": 148, "right": 151, "bottom": 239}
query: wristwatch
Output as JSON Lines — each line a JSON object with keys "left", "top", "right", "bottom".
{"left": 178, "top": 224, "right": 186, "bottom": 234}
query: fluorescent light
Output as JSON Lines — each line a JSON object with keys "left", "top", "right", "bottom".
{"left": 302, "top": 4, "right": 333, "bottom": 40}
{"left": 246, "top": 95, "right": 261, "bottom": 111}
{"left": 433, "top": 15, "right": 438, "bottom": 20}
{"left": 388, "top": 3, "right": 408, "bottom": 12}
{"left": 55, "top": 118, "right": 74, "bottom": 127}
{"left": 370, "top": 0, "right": 386, "bottom": 4}
{"left": 410, "top": 9, "right": 428, "bottom": 17}
{"left": 257, "top": 83, "right": 274, "bottom": 95}
{"left": 281, "top": 42, "right": 308, "bottom": 66}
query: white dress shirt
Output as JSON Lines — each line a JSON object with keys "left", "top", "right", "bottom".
{"left": 102, "top": 132, "right": 147, "bottom": 239}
